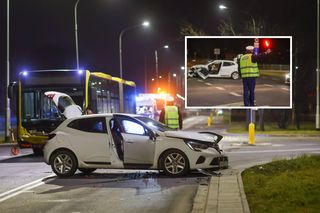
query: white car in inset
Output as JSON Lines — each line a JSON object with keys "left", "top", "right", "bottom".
{"left": 44, "top": 114, "right": 228, "bottom": 177}
{"left": 188, "top": 60, "right": 239, "bottom": 80}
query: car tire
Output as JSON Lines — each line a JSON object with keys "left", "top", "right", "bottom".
{"left": 50, "top": 150, "right": 78, "bottom": 177}
{"left": 79, "top": 168, "right": 96, "bottom": 175}
{"left": 231, "top": 72, "right": 239, "bottom": 80}
{"left": 160, "top": 149, "right": 189, "bottom": 177}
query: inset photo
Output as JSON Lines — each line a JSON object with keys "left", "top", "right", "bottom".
{"left": 185, "top": 36, "right": 292, "bottom": 108}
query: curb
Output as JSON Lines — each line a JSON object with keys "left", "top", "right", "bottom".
{"left": 237, "top": 169, "right": 251, "bottom": 213}
{"left": 192, "top": 169, "right": 251, "bottom": 213}
{"left": 0, "top": 142, "right": 18, "bottom": 147}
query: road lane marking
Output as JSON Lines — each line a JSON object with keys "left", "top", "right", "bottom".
{"left": 229, "top": 92, "right": 241, "bottom": 97}
{"left": 281, "top": 87, "right": 289, "bottom": 91}
{"left": 197, "top": 80, "right": 204, "bottom": 82}
{"left": 263, "top": 84, "right": 273, "bottom": 87}
{"left": 205, "top": 83, "right": 213, "bottom": 86}
{"left": 215, "top": 87, "right": 225, "bottom": 90}
{"left": 227, "top": 148, "right": 320, "bottom": 154}
{"left": 0, "top": 174, "right": 54, "bottom": 203}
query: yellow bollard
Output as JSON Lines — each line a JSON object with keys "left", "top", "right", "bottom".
{"left": 248, "top": 122, "right": 255, "bottom": 145}
{"left": 207, "top": 116, "right": 212, "bottom": 126}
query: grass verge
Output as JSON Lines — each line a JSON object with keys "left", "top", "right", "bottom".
{"left": 242, "top": 155, "right": 320, "bottom": 213}
{"left": 227, "top": 122, "right": 320, "bottom": 135}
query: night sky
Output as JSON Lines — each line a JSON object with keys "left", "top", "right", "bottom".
{"left": 0, "top": 0, "right": 318, "bottom": 114}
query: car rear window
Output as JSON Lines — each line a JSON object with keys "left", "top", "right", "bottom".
{"left": 67, "top": 117, "right": 107, "bottom": 133}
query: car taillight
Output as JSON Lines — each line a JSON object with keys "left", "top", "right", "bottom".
{"left": 48, "top": 133, "right": 56, "bottom": 140}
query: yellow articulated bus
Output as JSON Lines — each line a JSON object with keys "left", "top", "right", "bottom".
{"left": 8, "top": 69, "right": 136, "bottom": 154}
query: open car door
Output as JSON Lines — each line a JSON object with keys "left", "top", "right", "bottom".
{"left": 114, "top": 115, "right": 155, "bottom": 166}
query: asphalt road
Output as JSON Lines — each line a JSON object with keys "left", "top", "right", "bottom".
{"left": 186, "top": 76, "right": 290, "bottom": 107}
{"left": 0, "top": 145, "right": 208, "bottom": 213}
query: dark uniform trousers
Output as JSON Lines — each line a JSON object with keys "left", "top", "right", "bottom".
{"left": 242, "top": 77, "right": 256, "bottom": 106}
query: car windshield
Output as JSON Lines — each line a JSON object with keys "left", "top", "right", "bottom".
{"left": 135, "top": 116, "right": 172, "bottom": 132}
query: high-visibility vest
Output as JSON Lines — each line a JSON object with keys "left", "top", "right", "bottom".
{"left": 240, "top": 54, "right": 259, "bottom": 78}
{"left": 165, "top": 106, "right": 179, "bottom": 129}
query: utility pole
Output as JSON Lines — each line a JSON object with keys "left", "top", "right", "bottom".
{"left": 316, "top": 0, "right": 320, "bottom": 129}
{"left": 5, "top": 0, "right": 11, "bottom": 142}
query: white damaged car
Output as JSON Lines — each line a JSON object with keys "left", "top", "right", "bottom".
{"left": 44, "top": 114, "right": 228, "bottom": 177}
{"left": 188, "top": 60, "right": 239, "bottom": 80}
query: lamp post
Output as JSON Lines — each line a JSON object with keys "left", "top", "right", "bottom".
{"left": 119, "top": 21, "right": 149, "bottom": 112}
{"left": 155, "top": 45, "right": 169, "bottom": 89}
{"left": 316, "top": 0, "right": 319, "bottom": 129}
{"left": 5, "top": 0, "right": 10, "bottom": 142}
{"left": 74, "top": 0, "right": 80, "bottom": 70}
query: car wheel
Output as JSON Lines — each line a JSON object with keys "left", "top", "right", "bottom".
{"left": 161, "top": 149, "right": 189, "bottom": 177}
{"left": 231, "top": 72, "right": 239, "bottom": 80}
{"left": 79, "top": 168, "right": 96, "bottom": 175}
{"left": 51, "top": 150, "right": 78, "bottom": 177}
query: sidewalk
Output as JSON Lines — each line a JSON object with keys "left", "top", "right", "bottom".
{"left": 192, "top": 170, "right": 250, "bottom": 213}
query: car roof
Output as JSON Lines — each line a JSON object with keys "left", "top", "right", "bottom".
{"left": 210, "top": 60, "right": 236, "bottom": 63}
{"left": 66, "top": 113, "right": 139, "bottom": 120}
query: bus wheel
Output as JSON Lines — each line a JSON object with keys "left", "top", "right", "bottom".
{"left": 32, "top": 147, "right": 43, "bottom": 156}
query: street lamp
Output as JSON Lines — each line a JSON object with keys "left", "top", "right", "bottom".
{"left": 219, "top": 4, "right": 227, "bottom": 10}
{"left": 119, "top": 21, "right": 150, "bottom": 112}
{"left": 155, "top": 44, "right": 169, "bottom": 89}
{"left": 74, "top": 0, "right": 80, "bottom": 70}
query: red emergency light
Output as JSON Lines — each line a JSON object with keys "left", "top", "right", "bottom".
{"left": 263, "top": 39, "right": 271, "bottom": 49}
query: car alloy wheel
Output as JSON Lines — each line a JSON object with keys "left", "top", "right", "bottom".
{"left": 162, "top": 150, "right": 189, "bottom": 176}
{"left": 51, "top": 150, "right": 77, "bottom": 177}
{"left": 231, "top": 72, "right": 239, "bottom": 80}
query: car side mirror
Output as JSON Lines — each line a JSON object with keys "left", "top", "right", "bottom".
{"left": 149, "top": 130, "right": 157, "bottom": 142}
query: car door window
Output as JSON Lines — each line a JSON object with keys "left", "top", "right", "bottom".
{"left": 68, "top": 117, "right": 107, "bottom": 133}
{"left": 223, "top": 62, "right": 234, "bottom": 66}
{"left": 121, "top": 119, "right": 146, "bottom": 135}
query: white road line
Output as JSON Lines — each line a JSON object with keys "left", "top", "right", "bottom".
{"left": 227, "top": 148, "right": 320, "bottom": 154}
{"left": 205, "top": 83, "right": 213, "bottom": 86}
{"left": 281, "top": 87, "right": 289, "bottom": 91}
{"left": 0, "top": 174, "right": 54, "bottom": 203}
{"left": 215, "top": 87, "right": 225, "bottom": 90}
{"left": 229, "top": 92, "right": 241, "bottom": 97}
{"left": 263, "top": 84, "right": 273, "bottom": 87}
{"left": 197, "top": 79, "right": 204, "bottom": 82}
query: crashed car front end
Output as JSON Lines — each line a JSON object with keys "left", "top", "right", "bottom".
{"left": 188, "top": 65, "right": 206, "bottom": 78}
{"left": 164, "top": 131, "right": 228, "bottom": 170}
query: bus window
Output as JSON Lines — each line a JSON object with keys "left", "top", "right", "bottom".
{"left": 22, "top": 91, "right": 61, "bottom": 121}
{"left": 23, "top": 92, "right": 36, "bottom": 120}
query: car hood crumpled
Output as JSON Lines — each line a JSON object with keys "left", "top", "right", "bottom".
{"left": 164, "top": 131, "right": 223, "bottom": 143}
{"left": 191, "top": 64, "right": 207, "bottom": 69}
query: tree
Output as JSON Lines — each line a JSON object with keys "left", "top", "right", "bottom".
{"left": 180, "top": 22, "right": 208, "bottom": 38}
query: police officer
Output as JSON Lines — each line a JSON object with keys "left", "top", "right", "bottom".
{"left": 239, "top": 46, "right": 271, "bottom": 106}
{"left": 159, "top": 101, "right": 182, "bottom": 130}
